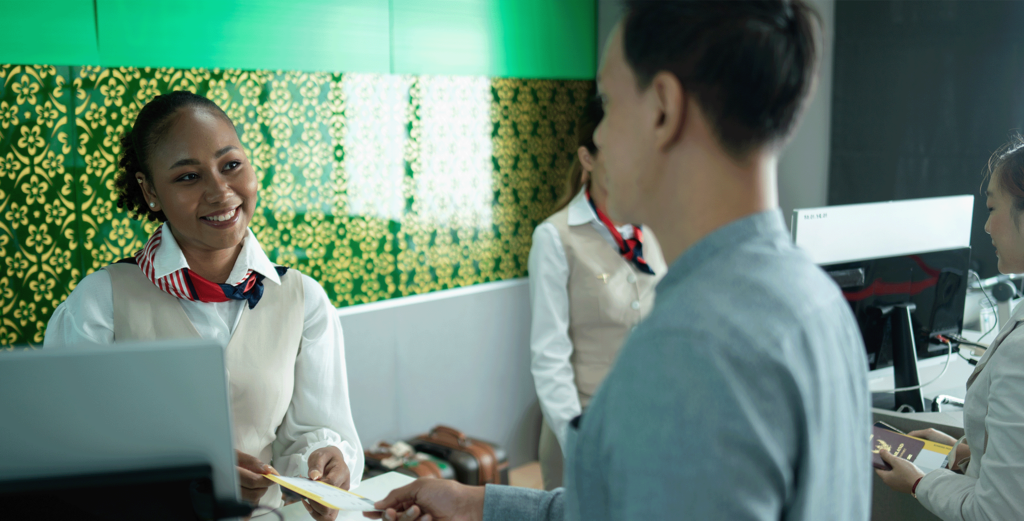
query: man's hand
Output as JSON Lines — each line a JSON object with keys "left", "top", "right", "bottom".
{"left": 236, "top": 450, "right": 277, "bottom": 512}
{"left": 875, "top": 449, "right": 927, "bottom": 495}
{"left": 365, "top": 479, "right": 485, "bottom": 521}
{"left": 301, "top": 446, "right": 350, "bottom": 520}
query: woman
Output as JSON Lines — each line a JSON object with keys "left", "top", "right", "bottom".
{"left": 44, "top": 91, "right": 361, "bottom": 520}
{"left": 528, "top": 96, "right": 666, "bottom": 490}
{"left": 876, "top": 138, "right": 1024, "bottom": 519}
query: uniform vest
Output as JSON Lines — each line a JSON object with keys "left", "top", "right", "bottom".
{"left": 546, "top": 209, "right": 667, "bottom": 407}
{"left": 105, "top": 262, "right": 304, "bottom": 510}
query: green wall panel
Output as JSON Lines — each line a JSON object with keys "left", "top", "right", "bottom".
{"left": 0, "top": 63, "right": 592, "bottom": 347}
{"left": 0, "top": 1, "right": 100, "bottom": 66}
{"left": 0, "top": 1, "right": 596, "bottom": 78}
{"left": 95, "top": 0, "right": 391, "bottom": 73}
{"left": 391, "top": 0, "right": 596, "bottom": 78}
{"left": 0, "top": 65, "right": 81, "bottom": 345}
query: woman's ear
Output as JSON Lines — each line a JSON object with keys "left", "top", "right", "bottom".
{"left": 578, "top": 146, "right": 596, "bottom": 174}
{"left": 136, "top": 172, "right": 161, "bottom": 212}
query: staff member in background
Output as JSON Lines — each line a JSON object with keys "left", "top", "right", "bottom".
{"left": 44, "top": 91, "right": 362, "bottom": 520}
{"left": 527, "top": 95, "right": 666, "bottom": 490}
{"left": 877, "top": 137, "right": 1024, "bottom": 520}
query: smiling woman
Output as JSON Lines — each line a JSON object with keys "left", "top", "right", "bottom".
{"left": 42, "top": 91, "right": 364, "bottom": 519}
{"left": 983, "top": 137, "right": 1024, "bottom": 275}
{"left": 875, "top": 137, "right": 1024, "bottom": 520}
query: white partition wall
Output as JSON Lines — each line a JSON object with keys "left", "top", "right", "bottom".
{"left": 338, "top": 279, "right": 540, "bottom": 467}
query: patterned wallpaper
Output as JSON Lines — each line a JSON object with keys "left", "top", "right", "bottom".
{"left": 0, "top": 64, "right": 592, "bottom": 346}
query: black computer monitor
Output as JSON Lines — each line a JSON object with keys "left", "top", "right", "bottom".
{"left": 824, "top": 249, "right": 972, "bottom": 371}
{"left": 793, "top": 196, "right": 975, "bottom": 413}
{"left": 821, "top": 248, "right": 971, "bottom": 411}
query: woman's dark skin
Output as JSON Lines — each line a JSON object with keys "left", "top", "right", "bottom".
{"left": 136, "top": 105, "right": 349, "bottom": 519}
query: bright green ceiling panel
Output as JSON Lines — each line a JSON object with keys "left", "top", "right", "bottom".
{"left": 391, "top": 0, "right": 596, "bottom": 79}
{"left": 0, "top": 0, "right": 100, "bottom": 66}
{"left": 95, "top": 0, "right": 391, "bottom": 73}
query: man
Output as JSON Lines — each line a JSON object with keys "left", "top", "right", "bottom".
{"left": 373, "top": 1, "right": 871, "bottom": 520}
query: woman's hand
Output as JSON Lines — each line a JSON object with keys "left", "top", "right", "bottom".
{"left": 950, "top": 442, "right": 972, "bottom": 472}
{"left": 908, "top": 429, "right": 971, "bottom": 472}
{"left": 302, "top": 497, "right": 339, "bottom": 521}
{"left": 301, "top": 446, "right": 350, "bottom": 520}
{"left": 907, "top": 428, "right": 957, "bottom": 446}
{"left": 236, "top": 449, "right": 277, "bottom": 512}
{"left": 875, "top": 449, "right": 927, "bottom": 495}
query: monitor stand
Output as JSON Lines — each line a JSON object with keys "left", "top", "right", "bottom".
{"left": 878, "top": 303, "right": 925, "bottom": 413}
{"left": 871, "top": 392, "right": 934, "bottom": 412}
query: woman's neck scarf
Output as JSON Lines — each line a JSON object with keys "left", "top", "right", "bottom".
{"left": 586, "top": 188, "right": 655, "bottom": 275}
{"left": 125, "top": 226, "right": 284, "bottom": 309}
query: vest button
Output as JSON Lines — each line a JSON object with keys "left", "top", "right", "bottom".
{"left": 631, "top": 300, "right": 640, "bottom": 310}
{"left": 627, "top": 274, "right": 637, "bottom": 284}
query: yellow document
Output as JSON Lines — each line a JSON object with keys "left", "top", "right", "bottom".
{"left": 265, "top": 474, "right": 381, "bottom": 512}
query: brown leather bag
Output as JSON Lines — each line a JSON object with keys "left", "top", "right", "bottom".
{"left": 411, "top": 425, "right": 509, "bottom": 485}
{"left": 363, "top": 441, "right": 454, "bottom": 480}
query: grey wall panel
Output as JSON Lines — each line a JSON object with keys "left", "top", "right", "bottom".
{"left": 779, "top": 0, "right": 835, "bottom": 225}
{"left": 339, "top": 279, "right": 540, "bottom": 468}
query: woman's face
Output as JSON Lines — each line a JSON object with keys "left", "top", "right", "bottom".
{"left": 985, "top": 172, "right": 1024, "bottom": 274}
{"left": 138, "top": 106, "right": 257, "bottom": 256}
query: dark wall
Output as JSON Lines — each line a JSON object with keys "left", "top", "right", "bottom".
{"left": 830, "top": 0, "right": 1024, "bottom": 277}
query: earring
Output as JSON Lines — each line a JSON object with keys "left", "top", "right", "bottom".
{"left": 149, "top": 202, "right": 155, "bottom": 208}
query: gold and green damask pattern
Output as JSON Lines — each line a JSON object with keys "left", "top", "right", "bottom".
{"left": 0, "top": 63, "right": 591, "bottom": 346}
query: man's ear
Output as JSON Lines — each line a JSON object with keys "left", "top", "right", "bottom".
{"left": 650, "top": 71, "right": 686, "bottom": 151}
{"left": 577, "top": 146, "right": 596, "bottom": 173}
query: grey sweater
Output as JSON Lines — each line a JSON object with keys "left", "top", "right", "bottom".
{"left": 485, "top": 210, "right": 871, "bottom": 521}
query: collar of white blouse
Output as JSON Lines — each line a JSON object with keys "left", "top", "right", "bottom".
{"left": 150, "top": 223, "right": 282, "bottom": 286}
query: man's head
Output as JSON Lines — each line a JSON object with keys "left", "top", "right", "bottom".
{"left": 595, "top": 0, "right": 821, "bottom": 224}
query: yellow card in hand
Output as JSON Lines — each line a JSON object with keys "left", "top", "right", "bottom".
{"left": 265, "top": 474, "right": 380, "bottom": 512}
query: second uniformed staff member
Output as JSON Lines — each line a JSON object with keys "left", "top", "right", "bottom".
{"left": 876, "top": 137, "right": 1024, "bottom": 520}
{"left": 528, "top": 95, "right": 665, "bottom": 490}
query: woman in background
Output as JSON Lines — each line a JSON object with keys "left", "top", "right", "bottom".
{"left": 877, "top": 137, "right": 1024, "bottom": 520}
{"left": 528, "top": 96, "right": 666, "bottom": 490}
{"left": 45, "top": 91, "right": 361, "bottom": 520}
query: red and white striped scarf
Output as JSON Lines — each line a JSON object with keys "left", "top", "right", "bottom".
{"left": 134, "top": 226, "right": 265, "bottom": 307}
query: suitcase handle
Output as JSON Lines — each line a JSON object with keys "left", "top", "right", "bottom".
{"left": 429, "top": 425, "right": 471, "bottom": 448}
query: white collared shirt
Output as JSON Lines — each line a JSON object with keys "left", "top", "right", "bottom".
{"left": 44, "top": 223, "right": 363, "bottom": 485}
{"left": 528, "top": 188, "right": 636, "bottom": 451}
{"left": 917, "top": 301, "right": 1024, "bottom": 520}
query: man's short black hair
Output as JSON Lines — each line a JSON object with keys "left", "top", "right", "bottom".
{"left": 623, "top": 0, "right": 821, "bottom": 158}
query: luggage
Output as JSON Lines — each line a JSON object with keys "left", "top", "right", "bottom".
{"left": 364, "top": 441, "right": 456, "bottom": 480}
{"left": 409, "top": 425, "right": 509, "bottom": 485}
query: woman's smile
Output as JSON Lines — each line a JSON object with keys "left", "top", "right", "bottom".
{"left": 201, "top": 205, "right": 241, "bottom": 225}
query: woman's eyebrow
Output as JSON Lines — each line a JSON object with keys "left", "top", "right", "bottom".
{"left": 167, "top": 146, "right": 238, "bottom": 169}
{"left": 169, "top": 157, "right": 199, "bottom": 169}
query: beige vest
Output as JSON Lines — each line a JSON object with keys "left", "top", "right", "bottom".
{"left": 547, "top": 209, "right": 667, "bottom": 407}
{"left": 105, "top": 263, "right": 303, "bottom": 509}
